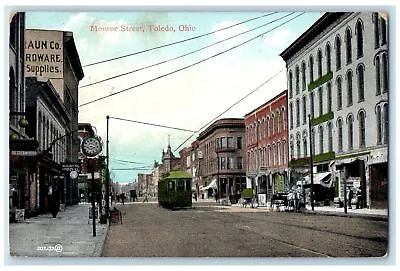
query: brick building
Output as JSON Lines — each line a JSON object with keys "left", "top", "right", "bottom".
{"left": 244, "top": 90, "right": 289, "bottom": 205}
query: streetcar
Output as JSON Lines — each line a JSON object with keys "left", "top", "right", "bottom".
{"left": 158, "top": 171, "right": 192, "bottom": 209}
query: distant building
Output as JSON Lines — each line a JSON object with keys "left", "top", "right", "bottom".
{"left": 280, "top": 12, "right": 388, "bottom": 208}
{"left": 196, "top": 118, "right": 246, "bottom": 199}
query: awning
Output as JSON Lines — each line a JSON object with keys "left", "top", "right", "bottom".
{"left": 302, "top": 172, "right": 333, "bottom": 188}
{"left": 200, "top": 179, "right": 217, "bottom": 191}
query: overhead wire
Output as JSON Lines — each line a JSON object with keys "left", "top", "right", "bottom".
{"left": 78, "top": 12, "right": 304, "bottom": 108}
{"left": 82, "top": 12, "right": 277, "bottom": 67}
{"left": 80, "top": 12, "right": 293, "bottom": 89}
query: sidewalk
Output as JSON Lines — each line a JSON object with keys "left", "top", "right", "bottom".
{"left": 8, "top": 203, "right": 108, "bottom": 257}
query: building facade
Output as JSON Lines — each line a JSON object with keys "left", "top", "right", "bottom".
{"left": 280, "top": 12, "right": 388, "bottom": 208}
{"left": 196, "top": 118, "right": 246, "bottom": 200}
{"left": 244, "top": 90, "right": 289, "bottom": 206}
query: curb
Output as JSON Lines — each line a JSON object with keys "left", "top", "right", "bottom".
{"left": 303, "top": 209, "right": 388, "bottom": 221}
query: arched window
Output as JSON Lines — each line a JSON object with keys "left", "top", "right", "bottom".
{"left": 327, "top": 82, "right": 332, "bottom": 112}
{"left": 338, "top": 118, "right": 343, "bottom": 152}
{"left": 376, "top": 55, "right": 381, "bottom": 95}
{"left": 303, "top": 138, "right": 308, "bottom": 157}
{"left": 382, "top": 53, "right": 388, "bottom": 93}
{"left": 317, "top": 49, "right": 323, "bottom": 78}
{"left": 356, "top": 20, "right": 364, "bottom": 58}
{"left": 295, "top": 66, "right": 300, "bottom": 94}
{"left": 328, "top": 122, "right": 333, "bottom": 152}
{"left": 359, "top": 110, "right": 366, "bottom": 148}
{"left": 289, "top": 103, "right": 293, "bottom": 129}
{"left": 283, "top": 140, "right": 287, "bottom": 163}
{"left": 296, "top": 139, "right": 301, "bottom": 158}
{"left": 289, "top": 140, "right": 294, "bottom": 160}
{"left": 302, "top": 95, "right": 307, "bottom": 124}
{"left": 337, "top": 76, "right": 343, "bottom": 110}
{"left": 374, "top": 13, "right": 379, "bottom": 48}
{"left": 271, "top": 114, "right": 275, "bottom": 135}
{"left": 296, "top": 99, "right": 300, "bottom": 127}
{"left": 272, "top": 143, "right": 276, "bottom": 165}
{"left": 289, "top": 70, "right": 293, "bottom": 98}
{"left": 301, "top": 62, "right": 306, "bottom": 91}
{"left": 277, "top": 142, "right": 282, "bottom": 165}
{"left": 319, "top": 87, "right": 323, "bottom": 116}
{"left": 348, "top": 114, "right": 354, "bottom": 150}
{"left": 310, "top": 92, "right": 314, "bottom": 118}
{"left": 381, "top": 17, "right": 387, "bottom": 45}
{"left": 335, "top": 35, "right": 342, "bottom": 70}
{"left": 309, "top": 55, "right": 314, "bottom": 82}
{"left": 319, "top": 125, "right": 324, "bottom": 154}
{"left": 357, "top": 65, "right": 365, "bottom": 102}
{"left": 326, "top": 43, "right": 332, "bottom": 73}
{"left": 276, "top": 111, "right": 281, "bottom": 133}
{"left": 346, "top": 28, "right": 352, "bottom": 64}
{"left": 281, "top": 108, "right": 286, "bottom": 131}
{"left": 376, "top": 105, "right": 382, "bottom": 145}
{"left": 347, "top": 70, "right": 353, "bottom": 106}
{"left": 383, "top": 103, "right": 389, "bottom": 144}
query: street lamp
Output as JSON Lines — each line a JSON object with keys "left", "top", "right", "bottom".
{"left": 308, "top": 114, "right": 314, "bottom": 211}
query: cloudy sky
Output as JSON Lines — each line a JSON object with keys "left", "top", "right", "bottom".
{"left": 24, "top": 10, "right": 323, "bottom": 183}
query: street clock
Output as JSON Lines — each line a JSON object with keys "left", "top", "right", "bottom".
{"left": 70, "top": 170, "right": 78, "bottom": 179}
{"left": 81, "top": 136, "right": 102, "bottom": 157}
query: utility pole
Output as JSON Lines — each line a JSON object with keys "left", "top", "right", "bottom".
{"left": 308, "top": 114, "right": 314, "bottom": 211}
{"left": 90, "top": 159, "right": 96, "bottom": 237}
{"left": 106, "top": 115, "right": 110, "bottom": 220}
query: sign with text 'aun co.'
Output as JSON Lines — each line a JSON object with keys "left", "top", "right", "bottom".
{"left": 25, "top": 29, "right": 64, "bottom": 95}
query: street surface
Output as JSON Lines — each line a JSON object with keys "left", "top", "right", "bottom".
{"left": 102, "top": 200, "right": 388, "bottom": 257}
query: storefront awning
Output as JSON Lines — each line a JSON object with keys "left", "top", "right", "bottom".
{"left": 302, "top": 172, "right": 333, "bottom": 188}
{"left": 200, "top": 179, "right": 217, "bottom": 191}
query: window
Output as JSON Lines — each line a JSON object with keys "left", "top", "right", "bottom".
{"left": 271, "top": 114, "right": 275, "bottom": 135}
{"left": 374, "top": 13, "right": 379, "bottom": 48}
{"left": 302, "top": 96, "right": 307, "bottom": 124}
{"left": 283, "top": 140, "right": 287, "bottom": 163}
{"left": 268, "top": 145, "right": 272, "bottom": 165}
{"left": 237, "top": 137, "right": 242, "bottom": 149}
{"left": 296, "top": 99, "right": 300, "bottom": 127}
{"left": 296, "top": 139, "right": 301, "bottom": 158}
{"left": 338, "top": 118, "right": 343, "bottom": 152}
{"left": 267, "top": 117, "right": 271, "bottom": 136}
{"left": 281, "top": 108, "right": 286, "bottom": 131}
{"left": 326, "top": 43, "right": 332, "bottom": 73}
{"left": 311, "top": 128, "right": 315, "bottom": 155}
{"left": 289, "top": 71, "right": 293, "bottom": 98}
{"left": 377, "top": 105, "right": 382, "bottom": 144}
{"left": 381, "top": 17, "right": 387, "bottom": 45}
{"left": 38, "top": 111, "right": 42, "bottom": 150}
{"left": 186, "top": 180, "right": 191, "bottom": 191}
{"left": 309, "top": 55, "right": 314, "bottom": 82}
{"left": 290, "top": 141, "right": 294, "bottom": 160}
{"left": 319, "top": 87, "right": 323, "bottom": 116}
{"left": 277, "top": 142, "right": 282, "bottom": 165}
{"left": 359, "top": 111, "right": 366, "bottom": 148}
{"left": 328, "top": 122, "right": 333, "bottom": 152}
{"left": 383, "top": 104, "right": 389, "bottom": 144}
{"left": 168, "top": 181, "right": 175, "bottom": 191}
{"left": 356, "top": 20, "right": 364, "bottom": 58}
{"left": 177, "top": 180, "right": 185, "bottom": 191}
{"left": 220, "top": 157, "right": 226, "bottom": 170}
{"left": 335, "top": 36, "right": 342, "bottom": 70}
{"left": 295, "top": 66, "right": 300, "bottom": 94}
{"left": 277, "top": 111, "right": 281, "bottom": 133}
{"left": 272, "top": 144, "right": 276, "bottom": 165}
{"left": 317, "top": 50, "right": 323, "bottom": 78}
{"left": 357, "top": 65, "right": 365, "bottom": 102}
{"left": 289, "top": 103, "right": 293, "bottom": 129}
{"left": 310, "top": 92, "right": 314, "bottom": 118}
{"left": 227, "top": 157, "right": 234, "bottom": 169}
{"left": 302, "top": 62, "right": 306, "bottom": 91}
{"left": 237, "top": 157, "right": 243, "bottom": 170}
{"left": 319, "top": 125, "right": 324, "bottom": 154}
{"left": 382, "top": 53, "right": 388, "bottom": 93}
{"left": 303, "top": 138, "right": 308, "bottom": 157}
{"left": 347, "top": 70, "right": 353, "bottom": 106}
{"left": 337, "top": 77, "right": 343, "bottom": 110}
{"left": 227, "top": 137, "right": 233, "bottom": 148}
{"left": 346, "top": 28, "right": 352, "bottom": 64}
{"left": 348, "top": 115, "right": 354, "bottom": 150}
{"left": 327, "top": 82, "right": 332, "bottom": 112}
{"left": 375, "top": 55, "right": 381, "bottom": 95}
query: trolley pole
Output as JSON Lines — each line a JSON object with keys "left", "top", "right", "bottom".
{"left": 106, "top": 115, "right": 110, "bottom": 220}
{"left": 308, "top": 114, "right": 314, "bottom": 211}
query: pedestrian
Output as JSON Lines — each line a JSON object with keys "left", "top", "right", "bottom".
{"left": 194, "top": 192, "right": 197, "bottom": 202}
{"left": 348, "top": 188, "right": 354, "bottom": 209}
{"left": 357, "top": 186, "right": 363, "bottom": 209}
{"left": 121, "top": 193, "right": 125, "bottom": 205}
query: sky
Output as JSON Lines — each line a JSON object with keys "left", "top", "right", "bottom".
{"left": 22, "top": 10, "right": 323, "bottom": 183}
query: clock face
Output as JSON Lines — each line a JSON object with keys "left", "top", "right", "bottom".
{"left": 70, "top": 170, "right": 78, "bottom": 179}
{"left": 81, "top": 136, "right": 102, "bottom": 157}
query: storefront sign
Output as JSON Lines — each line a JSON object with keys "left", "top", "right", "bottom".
{"left": 10, "top": 150, "right": 37, "bottom": 156}
{"left": 61, "top": 163, "right": 80, "bottom": 173}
